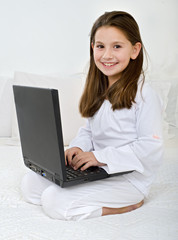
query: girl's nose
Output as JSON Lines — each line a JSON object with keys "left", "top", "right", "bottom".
{"left": 103, "top": 48, "right": 113, "bottom": 59}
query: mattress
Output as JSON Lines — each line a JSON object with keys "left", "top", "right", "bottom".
{"left": 0, "top": 139, "right": 178, "bottom": 240}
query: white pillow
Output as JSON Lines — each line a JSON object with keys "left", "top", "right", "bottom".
{"left": 165, "top": 78, "right": 178, "bottom": 128}
{"left": 12, "top": 71, "right": 86, "bottom": 145}
{"left": 148, "top": 80, "right": 172, "bottom": 139}
{"left": 0, "top": 77, "right": 13, "bottom": 137}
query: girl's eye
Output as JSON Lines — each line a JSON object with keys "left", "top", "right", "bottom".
{"left": 96, "top": 44, "right": 104, "bottom": 49}
{"left": 114, "top": 45, "right": 121, "bottom": 49}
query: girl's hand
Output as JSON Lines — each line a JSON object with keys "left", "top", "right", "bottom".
{"left": 71, "top": 152, "right": 106, "bottom": 171}
{"left": 65, "top": 147, "right": 83, "bottom": 166}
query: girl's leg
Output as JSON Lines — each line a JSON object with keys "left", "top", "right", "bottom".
{"left": 40, "top": 175, "right": 144, "bottom": 221}
{"left": 21, "top": 171, "right": 54, "bottom": 205}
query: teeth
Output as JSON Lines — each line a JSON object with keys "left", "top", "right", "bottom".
{"left": 103, "top": 63, "right": 116, "bottom": 66}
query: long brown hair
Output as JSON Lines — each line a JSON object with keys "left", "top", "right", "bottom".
{"left": 79, "top": 11, "right": 145, "bottom": 117}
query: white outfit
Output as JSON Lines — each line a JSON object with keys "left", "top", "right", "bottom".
{"left": 21, "top": 82, "right": 163, "bottom": 221}
{"left": 70, "top": 82, "right": 163, "bottom": 197}
{"left": 21, "top": 171, "right": 144, "bottom": 221}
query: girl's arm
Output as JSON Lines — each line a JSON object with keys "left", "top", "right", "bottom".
{"left": 69, "top": 119, "right": 94, "bottom": 152}
{"left": 93, "top": 85, "right": 163, "bottom": 175}
{"left": 66, "top": 120, "right": 97, "bottom": 168}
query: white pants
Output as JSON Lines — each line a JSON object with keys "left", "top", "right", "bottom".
{"left": 21, "top": 171, "right": 144, "bottom": 221}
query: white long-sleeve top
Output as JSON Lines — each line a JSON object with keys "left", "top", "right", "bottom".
{"left": 69, "top": 83, "right": 163, "bottom": 197}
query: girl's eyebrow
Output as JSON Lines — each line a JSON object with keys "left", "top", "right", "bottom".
{"left": 113, "top": 41, "right": 125, "bottom": 45}
{"left": 95, "top": 40, "right": 125, "bottom": 45}
{"left": 94, "top": 41, "right": 104, "bottom": 44}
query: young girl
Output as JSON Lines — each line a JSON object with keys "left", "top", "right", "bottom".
{"left": 21, "top": 11, "right": 163, "bottom": 221}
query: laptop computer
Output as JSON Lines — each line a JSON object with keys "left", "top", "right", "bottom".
{"left": 13, "top": 85, "right": 132, "bottom": 187}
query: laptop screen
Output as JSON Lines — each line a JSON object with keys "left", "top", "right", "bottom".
{"left": 13, "top": 86, "right": 66, "bottom": 181}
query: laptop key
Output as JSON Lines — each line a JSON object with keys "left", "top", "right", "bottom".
{"left": 66, "top": 166, "right": 103, "bottom": 180}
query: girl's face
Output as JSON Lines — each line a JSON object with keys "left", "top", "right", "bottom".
{"left": 92, "top": 26, "right": 141, "bottom": 87}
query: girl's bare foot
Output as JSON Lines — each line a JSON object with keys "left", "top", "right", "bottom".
{"left": 102, "top": 200, "right": 144, "bottom": 216}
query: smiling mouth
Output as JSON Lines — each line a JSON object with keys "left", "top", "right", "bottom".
{"left": 102, "top": 62, "right": 118, "bottom": 67}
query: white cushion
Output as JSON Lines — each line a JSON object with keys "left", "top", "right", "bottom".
{"left": 12, "top": 71, "right": 86, "bottom": 145}
{"left": 165, "top": 78, "right": 178, "bottom": 127}
{"left": 0, "top": 77, "right": 13, "bottom": 137}
{"left": 148, "top": 80, "right": 172, "bottom": 139}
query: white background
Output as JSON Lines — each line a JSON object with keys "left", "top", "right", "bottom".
{"left": 0, "top": 0, "right": 177, "bottom": 139}
{"left": 0, "top": 0, "right": 177, "bottom": 79}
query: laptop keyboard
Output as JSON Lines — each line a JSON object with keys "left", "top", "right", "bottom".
{"left": 66, "top": 166, "right": 103, "bottom": 181}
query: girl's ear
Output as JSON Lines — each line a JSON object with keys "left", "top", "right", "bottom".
{"left": 91, "top": 42, "right": 94, "bottom": 49}
{"left": 131, "top": 42, "right": 142, "bottom": 60}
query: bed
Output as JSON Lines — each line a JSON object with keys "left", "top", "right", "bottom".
{"left": 0, "top": 137, "right": 177, "bottom": 240}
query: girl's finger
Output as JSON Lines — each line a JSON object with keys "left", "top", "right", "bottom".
{"left": 80, "top": 161, "right": 93, "bottom": 171}
{"left": 73, "top": 158, "right": 87, "bottom": 170}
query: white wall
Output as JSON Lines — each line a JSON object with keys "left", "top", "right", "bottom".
{"left": 0, "top": 0, "right": 177, "bottom": 79}
{"left": 0, "top": 0, "right": 178, "bottom": 140}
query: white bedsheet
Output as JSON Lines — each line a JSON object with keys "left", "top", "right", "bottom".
{"left": 0, "top": 139, "right": 178, "bottom": 240}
